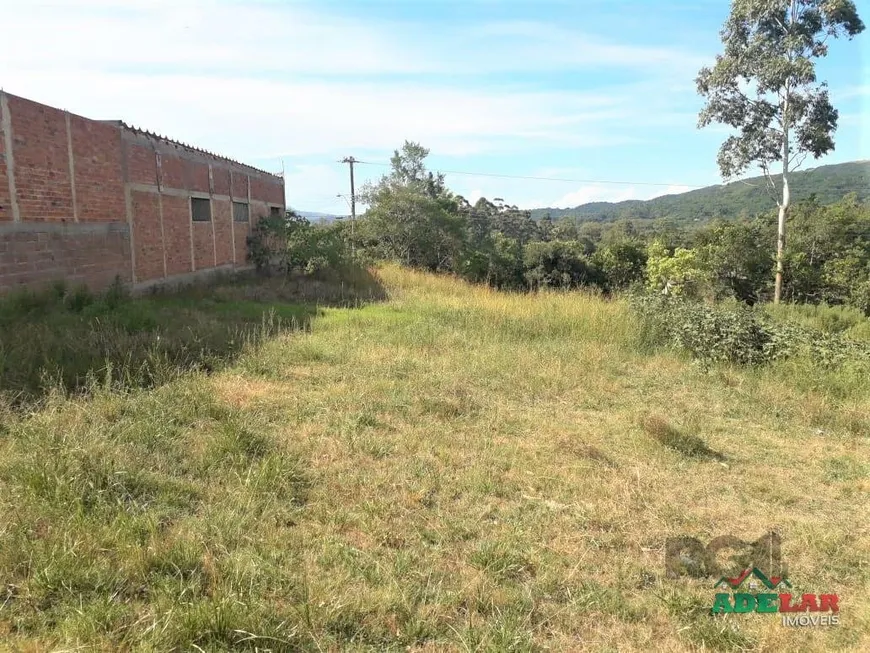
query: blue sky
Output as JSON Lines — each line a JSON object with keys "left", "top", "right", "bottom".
{"left": 2, "top": 0, "right": 867, "bottom": 214}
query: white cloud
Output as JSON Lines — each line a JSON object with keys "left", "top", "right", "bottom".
{"left": 653, "top": 185, "right": 695, "bottom": 198}
{"left": 6, "top": 70, "right": 657, "bottom": 162}
{"left": 552, "top": 185, "right": 642, "bottom": 208}
{"left": 3, "top": 2, "right": 705, "bottom": 78}
{"left": 467, "top": 21, "right": 707, "bottom": 72}
{"left": 282, "top": 164, "right": 350, "bottom": 213}
{"left": 834, "top": 85, "right": 870, "bottom": 102}
{"left": 0, "top": 0, "right": 709, "bottom": 212}
{"left": 466, "top": 189, "right": 485, "bottom": 205}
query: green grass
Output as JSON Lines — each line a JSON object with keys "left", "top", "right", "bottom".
{"left": 763, "top": 301, "right": 870, "bottom": 342}
{"left": 0, "top": 265, "right": 867, "bottom": 651}
{"left": 0, "top": 270, "right": 383, "bottom": 405}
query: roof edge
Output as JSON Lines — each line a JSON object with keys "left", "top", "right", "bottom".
{"left": 119, "top": 122, "right": 283, "bottom": 180}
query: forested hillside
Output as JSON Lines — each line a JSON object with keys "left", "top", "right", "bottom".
{"left": 530, "top": 160, "right": 870, "bottom": 223}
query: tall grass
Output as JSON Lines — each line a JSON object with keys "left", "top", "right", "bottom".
{"left": 0, "top": 269, "right": 388, "bottom": 405}
{"left": 0, "top": 266, "right": 867, "bottom": 651}
{"left": 763, "top": 301, "right": 870, "bottom": 341}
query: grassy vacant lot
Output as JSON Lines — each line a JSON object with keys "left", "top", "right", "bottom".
{"left": 0, "top": 265, "right": 867, "bottom": 652}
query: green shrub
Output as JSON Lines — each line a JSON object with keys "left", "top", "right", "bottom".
{"left": 522, "top": 240, "right": 599, "bottom": 290}
{"left": 629, "top": 292, "right": 870, "bottom": 368}
{"left": 246, "top": 211, "right": 351, "bottom": 277}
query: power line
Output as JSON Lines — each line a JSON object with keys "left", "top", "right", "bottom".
{"left": 351, "top": 159, "right": 868, "bottom": 194}
{"left": 352, "top": 160, "right": 707, "bottom": 189}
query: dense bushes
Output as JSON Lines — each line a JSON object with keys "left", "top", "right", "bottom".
{"left": 630, "top": 293, "right": 870, "bottom": 368}
{"left": 247, "top": 210, "right": 350, "bottom": 277}
{"left": 523, "top": 240, "right": 599, "bottom": 289}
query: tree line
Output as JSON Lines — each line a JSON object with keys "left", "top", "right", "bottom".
{"left": 344, "top": 141, "right": 868, "bottom": 314}
{"left": 253, "top": 140, "right": 867, "bottom": 316}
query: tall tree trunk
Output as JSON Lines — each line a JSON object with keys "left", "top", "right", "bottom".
{"left": 774, "top": 170, "right": 789, "bottom": 304}
{"left": 774, "top": 92, "right": 791, "bottom": 304}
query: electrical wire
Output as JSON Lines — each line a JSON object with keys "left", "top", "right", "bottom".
{"left": 351, "top": 159, "right": 868, "bottom": 193}
{"left": 352, "top": 160, "right": 707, "bottom": 188}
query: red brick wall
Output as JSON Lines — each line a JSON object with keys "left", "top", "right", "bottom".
{"left": 70, "top": 115, "right": 125, "bottom": 223}
{"left": 186, "top": 161, "right": 210, "bottom": 193}
{"left": 0, "top": 109, "right": 10, "bottom": 222}
{"left": 192, "top": 220, "right": 215, "bottom": 270}
{"left": 131, "top": 190, "right": 164, "bottom": 282}
{"left": 234, "top": 222, "right": 250, "bottom": 265}
{"left": 250, "top": 175, "right": 285, "bottom": 206}
{"left": 213, "top": 168, "right": 231, "bottom": 197}
{"left": 213, "top": 199, "right": 233, "bottom": 265}
{"left": 161, "top": 195, "right": 192, "bottom": 276}
{"left": 267, "top": 179, "right": 285, "bottom": 205}
{"left": 0, "top": 92, "right": 282, "bottom": 294}
{"left": 0, "top": 223, "right": 131, "bottom": 294}
{"left": 128, "top": 144, "right": 158, "bottom": 185}
{"left": 250, "top": 199, "right": 268, "bottom": 225}
{"left": 7, "top": 95, "right": 74, "bottom": 222}
{"left": 160, "top": 155, "right": 185, "bottom": 190}
{"left": 231, "top": 172, "right": 248, "bottom": 199}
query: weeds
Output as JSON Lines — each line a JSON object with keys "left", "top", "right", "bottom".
{"left": 0, "top": 271, "right": 388, "bottom": 405}
{"left": 630, "top": 291, "right": 870, "bottom": 369}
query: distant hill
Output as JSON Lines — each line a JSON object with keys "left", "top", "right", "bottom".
{"left": 530, "top": 160, "right": 870, "bottom": 223}
{"left": 293, "top": 210, "right": 346, "bottom": 223}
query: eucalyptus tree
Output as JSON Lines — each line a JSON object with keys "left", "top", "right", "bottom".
{"left": 697, "top": 0, "right": 863, "bottom": 302}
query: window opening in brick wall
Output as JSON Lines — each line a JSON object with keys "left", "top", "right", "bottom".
{"left": 270, "top": 206, "right": 282, "bottom": 218}
{"left": 191, "top": 197, "right": 211, "bottom": 222}
{"left": 233, "top": 201, "right": 249, "bottom": 223}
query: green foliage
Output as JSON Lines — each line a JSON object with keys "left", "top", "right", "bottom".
{"left": 697, "top": 0, "right": 863, "bottom": 180}
{"left": 523, "top": 240, "right": 597, "bottom": 290}
{"left": 247, "top": 210, "right": 351, "bottom": 277}
{"left": 358, "top": 142, "right": 466, "bottom": 271}
{"left": 696, "top": 0, "right": 864, "bottom": 297}
{"left": 591, "top": 240, "right": 647, "bottom": 291}
{"left": 630, "top": 292, "right": 870, "bottom": 369}
{"left": 353, "top": 141, "right": 867, "bottom": 313}
{"left": 762, "top": 301, "right": 870, "bottom": 342}
{"left": 645, "top": 241, "right": 712, "bottom": 299}
{"left": 528, "top": 161, "right": 870, "bottom": 224}
{"left": 487, "top": 233, "right": 526, "bottom": 290}
{"left": 631, "top": 293, "right": 777, "bottom": 366}
{"left": 693, "top": 218, "right": 774, "bottom": 303}
{"left": 246, "top": 212, "right": 291, "bottom": 273}
{"left": 359, "top": 185, "right": 465, "bottom": 271}
{"left": 783, "top": 193, "right": 870, "bottom": 311}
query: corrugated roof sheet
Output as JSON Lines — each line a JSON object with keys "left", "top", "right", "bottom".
{"left": 119, "top": 121, "right": 283, "bottom": 179}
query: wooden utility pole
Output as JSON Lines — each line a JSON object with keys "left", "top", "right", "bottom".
{"left": 341, "top": 156, "right": 356, "bottom": 254}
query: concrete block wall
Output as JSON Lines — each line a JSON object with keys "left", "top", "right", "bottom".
{"left": 0, "top": 91, "right": 286, "bottom": 295}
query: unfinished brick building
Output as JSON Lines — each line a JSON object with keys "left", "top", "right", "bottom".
{"left": 0, "top": 91, "right": 286, "bottom": 295}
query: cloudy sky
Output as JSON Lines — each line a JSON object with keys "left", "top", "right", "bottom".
{"left": 2, "top": 0, "right": 867, "bottom": 214}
